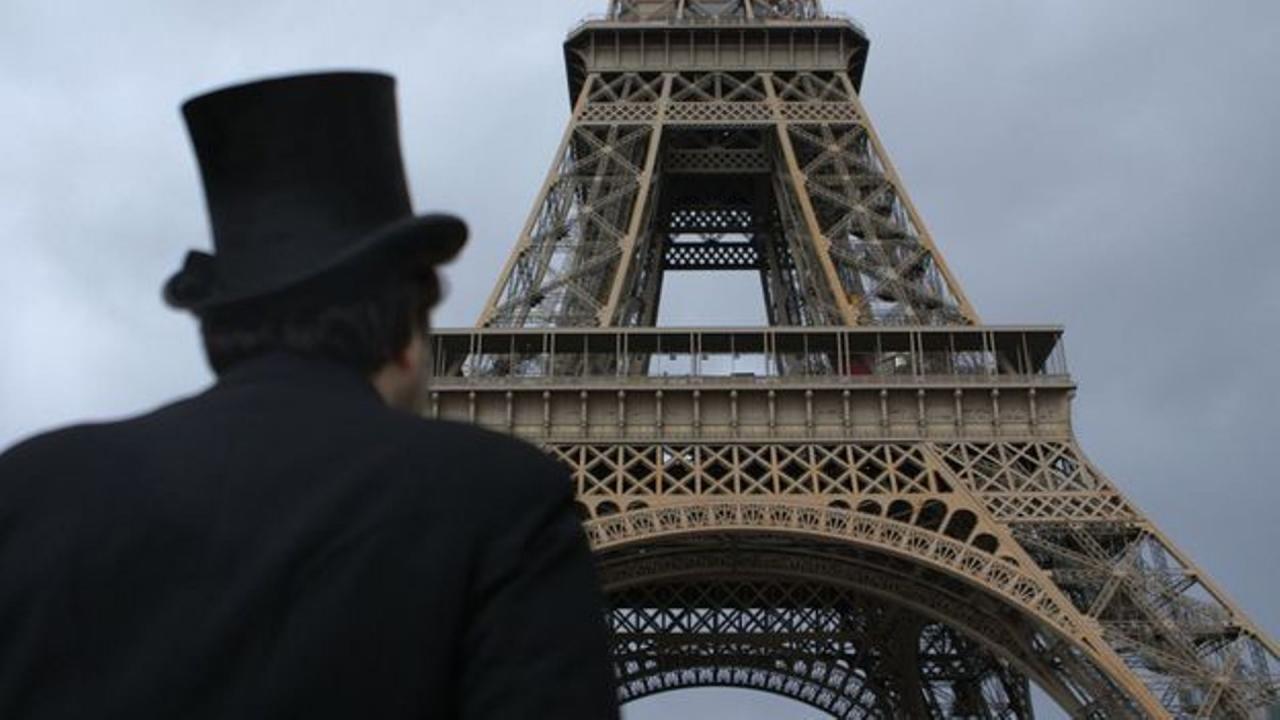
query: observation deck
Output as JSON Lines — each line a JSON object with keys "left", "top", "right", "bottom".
{"left": 563, "top": 0, "right": 871, "bottom": 101}
{"left": 427, "top": 326, "right": 1075, "bottom": 443}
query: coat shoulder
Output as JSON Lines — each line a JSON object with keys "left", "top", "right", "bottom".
{"left": 381, "top": 415, "right": 573, "bottom": 510}
{"left": 0, "top": 422, "right": 110, "bottom": 471}
{"left": 0, "top": 392, "right": 204, "bottom": 475}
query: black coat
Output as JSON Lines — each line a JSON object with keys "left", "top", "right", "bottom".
{"left": 0, "top": 353, "right": 619, "bottom": 719}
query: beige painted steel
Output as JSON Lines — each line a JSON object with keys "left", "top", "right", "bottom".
{"left": 837, "top": 72, "right": 979, "bottom": 323}
{"left": 481, "top": 63, "right": 978, "bottom": 326}
{"left": 598, "top": 74, "right": 673, "bottom": 325}
{"left": 763, "top": 72, "right": 860, "bottom": 327}
{"left": 431, "top": 325, "right": 1279, "bottom": 716}
{"left": 479, "top": 76, "right": 598, "bottom": 328}
{"left": 456, "top": 4, "right": 1278, "bottom": 717}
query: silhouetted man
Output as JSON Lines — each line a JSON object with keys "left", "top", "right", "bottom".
{"left": 0, "top": 72, "right": 620, "bottom": 720}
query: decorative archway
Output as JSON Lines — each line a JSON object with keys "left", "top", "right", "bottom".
{"left": 589, "top": 507, "right": 1151, "bottom": 718}
{"left": 610, "top": 576, "right": 1036, "bottom": 718}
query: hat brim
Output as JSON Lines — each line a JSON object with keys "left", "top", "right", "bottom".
{"left": 375, "top": 212, "right": 468, "bottom": 266}
{"left": 164, "top": 212, "right": 468, "bottom": 312}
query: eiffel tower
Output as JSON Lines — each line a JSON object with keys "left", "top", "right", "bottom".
{"left": 429, "top": 1, "right": 1278, "bottom": 716}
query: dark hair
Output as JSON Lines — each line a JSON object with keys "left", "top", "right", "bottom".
{"left": 199, "top": 255, "right": 440, "bottom": 376}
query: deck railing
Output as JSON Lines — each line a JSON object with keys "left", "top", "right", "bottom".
{"left": 428, "top": 326, "right": 1069, "bottom": 385}
{"left": 569, "top": 8, "right": 865, "bottom": 36}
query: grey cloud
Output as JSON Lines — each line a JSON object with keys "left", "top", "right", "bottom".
{"left": 2, "top": 1, "right": 1276, "bottom": 717}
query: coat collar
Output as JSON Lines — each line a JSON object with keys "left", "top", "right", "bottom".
{"left": 215, "top": 352, "right": 385, "bottom": 405}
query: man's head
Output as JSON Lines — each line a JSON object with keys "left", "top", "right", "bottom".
{"left": 198, "top": 251, "right": 442, "bottom": 410}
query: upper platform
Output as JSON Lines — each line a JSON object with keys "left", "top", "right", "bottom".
{"left": 425, "top": 326, "right": 1075, "bottom": 442}
{"left": 574, "top": 0, "right": 864, "bottom": 29}
{"left": 602, "top": 0, "right": 830, "bottom": 22}
{"left": 564, "top": 0, "right": 871, "bottom": 102}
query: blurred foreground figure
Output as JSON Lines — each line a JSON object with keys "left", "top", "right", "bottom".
{"left": 0, "top": 72, "right": 619, "bottom": 719}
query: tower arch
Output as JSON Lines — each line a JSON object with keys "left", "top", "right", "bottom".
{"left": 594, "top": 517, "right": 1144, "bottom": 717}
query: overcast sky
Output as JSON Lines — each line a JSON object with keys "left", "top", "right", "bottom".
{"left": 2, "top": 1, "right": 1277, "bottom": 717}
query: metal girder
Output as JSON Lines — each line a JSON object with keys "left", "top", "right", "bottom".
{"left": 664, "top": 240, "right": 762, "bottom": 271}
{"left": 607, "top": 0, "right": 825, "bottom": 23}
{"left": 599, "top": 543, "right": 1130, "bottom": 717}
{"left": 460, "top": 5, "right": 1280, "bottom": 718}
{"left": 480, "top": 67, "right": 979, "bottom": 329}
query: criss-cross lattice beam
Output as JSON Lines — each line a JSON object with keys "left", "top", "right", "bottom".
{"left": 608, "top": 579, "right": 1036, "bottom": 717}
{"left": 482, "top": 75, "right": 668, "bottom": 327}
{"left": 599, "top": 544, "right": 1140, "bottom": 716}
{"left": 481, "top": 68, "right": 979, "bottom": 328}
{"left": 555, "top": 437, "right": 1279, "bottom": 716}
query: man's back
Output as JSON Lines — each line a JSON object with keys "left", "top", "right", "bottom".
{"left": 0, "top": 353, "right": 618, "bottom": 719}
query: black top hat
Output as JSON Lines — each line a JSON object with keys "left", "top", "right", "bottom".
{"left": 164, "top": 71, "right": 466, "bottom": 312}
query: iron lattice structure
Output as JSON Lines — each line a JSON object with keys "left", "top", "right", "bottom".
{"left": 438, "top": 1, "right": 1279, "bottom": 717}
